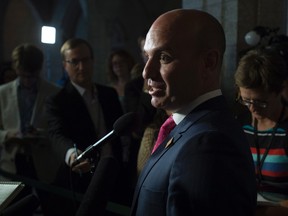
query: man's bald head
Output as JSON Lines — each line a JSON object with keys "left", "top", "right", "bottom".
{"left": 143, "top": 9, "right": 226, "bottom": 112}
{"left": 150, "top": 9, "right": 226, "bottom": 59}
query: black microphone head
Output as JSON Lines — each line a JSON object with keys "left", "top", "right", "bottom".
{"left": 113, "top": 112, "right": 138, "bottom": 136}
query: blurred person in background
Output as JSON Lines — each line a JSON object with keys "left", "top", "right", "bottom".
{"left": 0, "top": 43, "right": 60, "bottom": 215}
{"left": 0, "top": 61, "right": 17, "bottom": 85}
{"left": 107, "top": 49, "right": 135, "bottom": 112}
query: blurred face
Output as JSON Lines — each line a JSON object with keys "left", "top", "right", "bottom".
{"left": 239, "top": 87, "right": 282, "bottom": 121}
{"left": 63, "top": 43, "right": 93, "bottom": 88}
{"left": 112, "top": 55, "right": 130, "bottom": 78}
{"left": 143, "top": 26, "right": 204, "bottom": 112}
{"left": 16, "top": 69, "right": 38, "bottom": 88}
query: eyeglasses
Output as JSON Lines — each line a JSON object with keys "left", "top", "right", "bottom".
{"left": 238, "top": 98, "right": 268, "bottom": 108}
{"left": 65, "top": 57, "right": 91, "bottom": 68}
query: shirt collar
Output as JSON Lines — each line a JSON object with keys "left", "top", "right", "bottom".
{"left": 172, "top": 89, "right": 222, "bottom": 125}
{"left": 71, "top": 81, "right": 86, "bottom": 96}
{"left": 71, "top": 81, "right": 97, "bottom": 96}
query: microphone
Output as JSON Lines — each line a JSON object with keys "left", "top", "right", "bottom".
{"left": 72, "top": 112, "right": 137, "bottom": 167}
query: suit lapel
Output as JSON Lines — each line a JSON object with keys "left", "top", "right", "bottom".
{"left": 66, "top": 82, "right": 97, "bottom": 134}
{"left": 66, "top": 82, "right": 90, "bottom": 113}
{"left": 132, "top": 96, "right": 227, "bottom": 211}
{"left": 10, "top": 81, "right": 21, "bottom": 128}
{"left": 30, "top": 79, "right": 45, "bottom": 125}
{"left": 133, "top": 109, "right": 211, "bottom": 209}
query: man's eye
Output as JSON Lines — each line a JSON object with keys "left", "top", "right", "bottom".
{"left": 71, "top": 60, "right": 79, "bottom": 65}
{"left": 160, "top": 54, "right": 172, "bottom": 64}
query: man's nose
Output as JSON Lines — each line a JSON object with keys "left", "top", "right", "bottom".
{"left": 78, "top": 61, "right": 86, "bottom": 69}
{"left": 143, "top": 58, "right": 157, "bottom": 80}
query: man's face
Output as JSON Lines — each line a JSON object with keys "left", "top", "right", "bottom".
{"left": 16, "top": 69, "right": 38, "bottom": 88}
{"left": 143, "top": 27, "right": 204, "bottom": 112}
{"left": 63, "top": 43, "right": 93, "bottom": 87}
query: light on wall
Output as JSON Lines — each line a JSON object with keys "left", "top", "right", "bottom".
{"left": 41, "top": 26, "right": 56, "bottom": 44}
{"left": 41, "top": 26, "right": 56, "bottom": 81}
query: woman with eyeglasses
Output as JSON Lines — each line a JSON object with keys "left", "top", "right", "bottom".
{"left": 234, "top": 48, "right": 288, "bottom": 214}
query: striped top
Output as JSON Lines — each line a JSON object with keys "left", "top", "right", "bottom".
{"left": 243, "top": 122, "right": 288, "bottom": 200}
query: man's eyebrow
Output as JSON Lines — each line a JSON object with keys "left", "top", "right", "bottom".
{"left": 146, "top": 46, "right": 174, "bottom": 55}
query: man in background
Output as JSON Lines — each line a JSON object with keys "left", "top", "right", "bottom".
{"left": 0, "top": 43, "right": 60, "bottom": 182}
{"left": 0, "top": 43, "right": 60, "bottom": 215}
{"left": 46, "top": 38, "right": 124, "bottom": 215}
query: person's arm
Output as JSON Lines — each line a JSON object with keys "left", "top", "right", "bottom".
{"left": 45, "top": 95, "right": 75, "bottom": 164}
{"left": 0, "top": 94, "right": 21, "bottom": 147}
{"left": 45, "top": 95, "right": 100, "bottom": 173}
{"left": 0, "top": 104, "right": 21, "bottom": 148}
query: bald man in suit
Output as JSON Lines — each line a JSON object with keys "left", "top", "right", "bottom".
{"left": 131, "top": 9, "right": 257, "bottom": 216}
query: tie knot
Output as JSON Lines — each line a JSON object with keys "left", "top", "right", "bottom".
{"left": 151, "top": 115, "right": 176, "bottom": 154}
{"left": 161, "top": 115, "right": 176, "bottom": 131}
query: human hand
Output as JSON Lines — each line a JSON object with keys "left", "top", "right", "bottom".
{"left": 5, "top": 130, "right": 21, "bottom": 141}
{"left": 280, "top": 200, "right": 288, "bottom": 208}
{"left": 4, "top": 130, "right": 23, "bottom": 152}
{"left": 22, "top": 125, "right": 41, "bottom": 137}
{"left": 69, "top": 152, "right": 92, "bottom": 173}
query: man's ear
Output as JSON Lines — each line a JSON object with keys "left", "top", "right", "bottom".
{"left": 204, "top": 49, "right": 219, "bottom": 71}
{"left": 201, "top": 49, "right": 219, "bottom": 80}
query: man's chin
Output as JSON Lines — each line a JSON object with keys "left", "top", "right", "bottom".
{"left": 151, "top": 97, "right": 167, "bottom": 109}
{"left": 75, "top": 79, "right": 90, "bottom": 86}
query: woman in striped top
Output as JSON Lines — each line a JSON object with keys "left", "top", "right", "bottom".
{"left": 234, "top": 48, "right": 288, "bottom": 203}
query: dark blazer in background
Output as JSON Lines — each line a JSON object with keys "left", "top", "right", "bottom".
{"left": 131, "top": 96, "right": 257, "bottom": 216}
{"left": 46, "top": 82, "right": 123, "bottom": 162}
{"left": 44, "top": 81, "right": 124, "bottom": 215}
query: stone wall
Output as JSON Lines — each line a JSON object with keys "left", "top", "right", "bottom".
{"left": 0, "top": 0, "right": 286, "bottom": 90}
{"left": 182, "top": 0, "right": 287, "bottom": 111}
{"left": 0, "top": 0, "right": 181, "bottom": 84}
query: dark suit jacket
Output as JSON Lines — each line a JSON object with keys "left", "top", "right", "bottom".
{"left": 131, "top": 96, "right": 257, "bottom": 216}
{"left": 45, "top": 82, "right": 123, "bottom": 192}
{"left": 46, "top": 82, "right": 123, "bottom": 159}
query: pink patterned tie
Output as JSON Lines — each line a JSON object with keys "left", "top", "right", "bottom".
{"left": 151, "top": 115, "right": 176, "bottom": 154}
